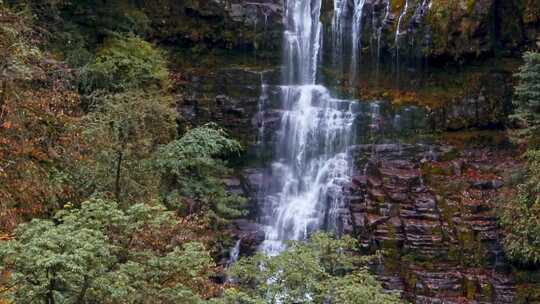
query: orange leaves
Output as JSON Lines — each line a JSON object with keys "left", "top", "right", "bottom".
{"left": 0, "top": 233, "right": 12, "bottom": 241}
{"left": 0, "top": 39, "right": 82, "bottom": 232}
{"left": 0, "top": 121, "right": 11, "bottom": 129}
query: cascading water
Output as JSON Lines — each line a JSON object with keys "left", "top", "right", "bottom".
{"left": 376, "top": 0, "right": 391, "bottom": 77}
{"left": 226, "top": 240, "right": 241, "bottom": 269}
{"left": 331, "top": 0, "right": 348, "bottom": 76}
{"left": 256, "top": 73, "right": 268, "bottom": 149}
{"left": 259, "top": 0, "right": 357, "bottom": 255}
{"left": 350, "top": 0, "right": 368, "bottom": 84}
{"left": 395, "top": 0, "right": 410, "bottom": 78}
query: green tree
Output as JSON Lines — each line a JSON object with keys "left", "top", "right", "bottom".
{"left": 511, "top": 51, "right": 540, "bottom": 147}
{"left": 227, "top": 233, "right": 401, "bottom": 304}
{"left": 500, "top": 51, "right": 540, "bottom": 266}
{"left": 76, "top": 90, "right": 176, "bottom": 204}
{"left": 500, "top": 149, "right": 540, "bottom": 265}
{"left": 0, "top": 199, "right": 218, "bottom": 303}
{"left": 155, "top": 124, "right": 246, "bottom": 226}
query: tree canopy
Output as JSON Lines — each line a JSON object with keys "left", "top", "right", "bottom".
{"left": 228, "top": 233, "right": 401, "bottom": 304}
{"left": 511, "top": 51, "right": 540, "bottom": 147}
{"left": 0, "top": 199, "right": 220, "bottom": 303}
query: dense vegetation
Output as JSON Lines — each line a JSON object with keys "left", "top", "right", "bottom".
{"left": 510, "top": 52, "right": 540, "bottom": 148}
{"left": 1, "top": 0, "right": 539, "bottom": 302}
{"left": 228, "top": 234, "right": 400, "bottom": 304}
{"left": 1, "top": 224, "right": 400, "bottom": 303}
{"left": 500, "top": 51, "right": 540, "bottom": 266}
{"left": 0, "top": 2, "right": 401, "bottom": 303}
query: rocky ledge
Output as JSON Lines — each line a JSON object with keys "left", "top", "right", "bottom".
{"left": 342, "top": 142, "right": 540, "bottom": 303}
{"left": 141, "top": 0, "right": 284, "bottom": 50}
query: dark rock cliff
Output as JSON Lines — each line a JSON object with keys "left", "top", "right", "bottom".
{"left": 322, "top": 0, "right": 539, "bottom": 62}
{"left": 342, "top": 143, "right": 540, "bottom": 303}
{"left": 139, "top": 0, "right": 284, "bottom": 51}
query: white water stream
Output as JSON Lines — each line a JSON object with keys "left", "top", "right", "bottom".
{"left": 259, "top": 0, "right": 357, "bottom": 255}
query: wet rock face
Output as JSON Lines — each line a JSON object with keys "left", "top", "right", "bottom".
{"left": 140, "top": 0, "right": 284, "bottom": 51}
{"left": 329, "top": 0, "right": 537, "bottom": 62}
{"left": 177, "top": 67, "right": 277, "bottom": 149}
{"left": 345, "top": 144, "right": 539, "bottom": 303}
{"left": 427, "top": 71, "right": 514, "bottom": 131}
{"left": 231, "top": 219, "right": 265, "bottom": 256}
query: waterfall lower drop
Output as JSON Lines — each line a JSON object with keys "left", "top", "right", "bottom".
{"left": 259, "top": 0, "right": 357, "bottom": 255}
{"left": 226, "top": 240, "right": 241, "bottom": 269}
{"left": 256, "top": 73, "right": 268, "bottom": 149}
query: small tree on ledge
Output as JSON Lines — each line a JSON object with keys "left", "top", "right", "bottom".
{"left": 511, "top": 51, "right": 540, "bottom": 148}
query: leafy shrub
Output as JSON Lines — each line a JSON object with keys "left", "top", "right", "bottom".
{"left": 500, "top": 149, "right": 540, "bottom": 265}
{"left": 80, "top": 35, "right": 169, "bottom": 94}
{"left": 227, "top": 233, "right": 402, "bottom": 304}
{"left": 155, "top": 124, "right": 247, "bottom": 225}
{"left": 0, "top": 199, "right": 217, "bottom": 303}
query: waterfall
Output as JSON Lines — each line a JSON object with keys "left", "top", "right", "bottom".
{"left": 256, "top": 73, "right": 268, "bottom": 150}
{"left": 259, "top": 0, "right": 357, "bottom": 255}
{"left": 395, "top": 0, "right": 410, "bottom": 79}
{"left": 331, "top": 0, "right": 348, "bottom": 77}
{"left": 226, "top": 240, "right": 241, "bottom": 268}
{"left": 282, "top": 0, "right": 322, "bottom": 85}
{"left": 376, "top": 0, "right": 391, "bottom": 78}
{"left": 350, "top": 0, "right": 368, "bottom": 84}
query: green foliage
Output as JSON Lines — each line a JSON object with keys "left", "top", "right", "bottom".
{"left": 0, "top": 199, "right": 215, "bottom": 303}
{"left": 21, "top": 0, "right": 151, "bottom": 67}
{"left": 500, "top": 149, "right": 540, "bottom": 265}
{"left": 155, "top": 124, "right": 247, "bottom": 224}
{"left": 76, "top": 90, "right": 176, "bottom": 204}
{"left": 501, "top": 52, "right": 540, "bottom": 265}
{"left": 511, "top": 51, "right": 540, "bottom": 147}
{"left": 80, "top": 35, "right": 169, "bottom": 95}
{"left": 227, "top": 233, "right": 401, "bottom": 304}
{"left": 78, "top": 93, "right": 245, "bottom": 224}
{"left": 60, "top": 22, "right": 94, "bottom": 68}
{"left": 0, "top": 218, "right": 114, "bottom": 303}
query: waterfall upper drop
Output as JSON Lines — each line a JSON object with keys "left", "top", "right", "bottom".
{"left": 282, "top": 0, "right": 322, "bottom": 85}
{"left": 331, "top": 0, "right": 348, "bottom": 75}
{"left": 351, "top": 0, "right": 367, "bottom": 83}
{"left": 259, "top": 0, "right": 357, "bottom": 255}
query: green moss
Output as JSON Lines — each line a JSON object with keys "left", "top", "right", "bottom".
{"left": 480, "top": 283, "right": 494, "bottom": 300}
{"left": 422, "top": 164, "right": 453, "bottom": 176}
{"left": 514, "top": 283, "right": 540, "bottom": 303}
{"left": 464, "top": 277, "right": 477, "bottom": 300}
{"left": 466, "top": 0, "right": 477, "bottom": 14}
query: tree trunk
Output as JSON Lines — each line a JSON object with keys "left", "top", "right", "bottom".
{"left": 75, "top": 276, "right": 90, "bottom": 304}
{"left": 0, "top": 80, "right": 7, "bottom": 120}
{"left": 114, "top": 148, "right": 124, "bottom": 203}
{"left": 47, "top": 269, "right": 56, "bottom": 304}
